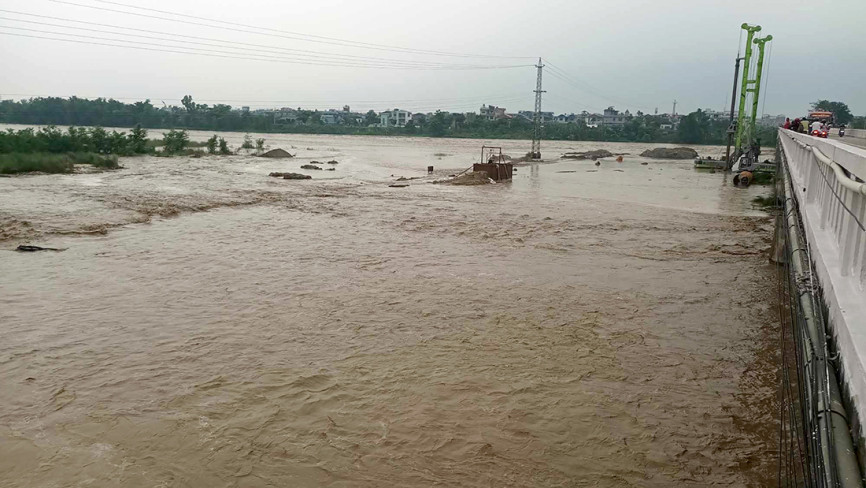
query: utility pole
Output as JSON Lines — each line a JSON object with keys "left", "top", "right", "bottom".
{"left": 530, "top": 57, "right": 545, "bottom": 160}
{"left": 672, "top": 99, "right": 677, "bottom": 117}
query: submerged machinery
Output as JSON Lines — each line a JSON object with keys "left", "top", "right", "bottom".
{"left": 729, "top": 24, "right": 773, "bottom": 180}
{"left": 695, "top": 23, "right": 773, "bottom": 184}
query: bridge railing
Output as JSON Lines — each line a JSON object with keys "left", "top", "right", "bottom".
{"left": 778, "top": 128, "right": 866, "bottom": 481}
{"left": 778, "top": 129, "right": 866, "bottom": 286}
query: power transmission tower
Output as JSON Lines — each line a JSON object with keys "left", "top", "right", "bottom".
{"left": 530, "top": 57, "right": 545, "bottom": 160}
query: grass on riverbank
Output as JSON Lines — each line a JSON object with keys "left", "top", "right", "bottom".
{"left": 0, "top": 152, "right": 120, "bottom": 174}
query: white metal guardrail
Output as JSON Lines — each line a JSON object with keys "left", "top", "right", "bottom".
{"left": 778, "top": 128, "right": 866, "bottom": 472}
{"left": 779, "top": 130, "right": 866, "bottom": 285}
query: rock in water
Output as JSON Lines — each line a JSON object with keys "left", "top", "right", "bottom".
{"left": 300, "top": 164, "right": 323, "bottom": 170}
{"left": 326, "top": 160, "right": 339, "bottom": 165}
{"left": 283, "top": 173, "right": 312, "bottom": 180}
{"left": 260, "top": 148, "right": 294, "bottom": 158}
{"left": 639, "top": 147, "right": 698, "bottom": 159}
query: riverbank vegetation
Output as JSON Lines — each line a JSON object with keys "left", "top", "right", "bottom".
{"left": 0, "top": 152, "right": 119, "bottom": 174}
{"left": 0, "top": 96, "right": 785, "bottom": 146}
{"left": 0, "top": 125, "right": 150, "bottom": 156}
{"left": 0, "top": 125, "right": 167, "bottom": 173}
{"left": 0, "top": 125, "right": 271, "bottom": 173}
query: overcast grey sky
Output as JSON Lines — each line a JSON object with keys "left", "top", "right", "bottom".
{"left": 1, "top": 0, "right": 864, "bottom": 116}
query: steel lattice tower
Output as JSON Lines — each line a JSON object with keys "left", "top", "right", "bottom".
{"left": 531, "top": 58, "right": 545, "bottom": 160}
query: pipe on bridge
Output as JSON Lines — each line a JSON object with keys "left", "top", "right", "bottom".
{"left": 782, "top": 165, "right": 862, "bottom": 487}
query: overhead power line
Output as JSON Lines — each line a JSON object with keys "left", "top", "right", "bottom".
{"left": 0, "top": 10, "right": 514, "bottom": 68}
{"left": 0, "top": 29, "right": 533, "bottom": 70}
{"left": 543, "top": 59, "right": 655, "bottom": 112}
{"left": 0, "top": 23, "right": 521, "bottom": 69}
{"left": 48, "top": 0, "right": 533, "bottom": 60}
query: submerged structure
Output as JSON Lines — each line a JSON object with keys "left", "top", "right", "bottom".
{"left": 473, "top": 146, "right": 513, "bottom": 181}
{"left": 695, "top": 23, "right": 773, "bottom": 182}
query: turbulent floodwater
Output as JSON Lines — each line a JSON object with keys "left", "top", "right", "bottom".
{"left": 0, "top": 131, "right": 778, "bottom": 487}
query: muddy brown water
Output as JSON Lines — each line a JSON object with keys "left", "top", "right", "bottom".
{"left": 0, "top": 131, "right": 778, "bottom": 487}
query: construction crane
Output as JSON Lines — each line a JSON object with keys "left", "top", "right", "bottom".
{"left": 726, "top": 23, "right": 772, "bottom": 182}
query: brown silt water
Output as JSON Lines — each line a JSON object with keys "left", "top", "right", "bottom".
{"left": 0, "top": 130, "right": 778, "bottom": 487}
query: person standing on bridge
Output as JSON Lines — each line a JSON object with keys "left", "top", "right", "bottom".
{"left": 800, "top": 119, "right": 810, "bottom": 133}
{"left": 792, "top": 118, "right": 802, "bottom": 132}
{"left": 783, "top": 118, "right": 791, "bottom": 129}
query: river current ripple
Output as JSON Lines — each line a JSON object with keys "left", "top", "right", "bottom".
{"left": 0, "top": 132, "right": 777, "bottom": 487}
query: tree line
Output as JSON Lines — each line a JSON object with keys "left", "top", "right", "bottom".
{"left": 0, "top": 95, "right": 821, "bottom": 145}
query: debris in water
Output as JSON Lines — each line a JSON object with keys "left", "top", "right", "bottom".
{"left": 556, "top": 171, "right": 578, "bottom": 173}
{"left": 389, "top": 183, "right": 410, "bottom": 188}
{"left": 433, "top": 171, "right": 493, "bottom": 186}
{"left": 267, "top": 172, "right": 311, "bottom": 180}
{"left": 300, "top": 164, "right": 323, "bottom": 170}
{"left": 16, "top": 245, "right": 64, "bottom": 252}
{"left": 616, "top": 155, "right": 624, "bottom": 162}
{"left": 326, "top": 160, "right": 339, "bottom": 164}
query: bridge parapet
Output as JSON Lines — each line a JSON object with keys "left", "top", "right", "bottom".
{"left": 779, "top": 128, "right": 866, "bottom": 441}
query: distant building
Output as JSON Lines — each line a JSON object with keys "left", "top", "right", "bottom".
{"left": 317, "top": 106, "right": 366, "bottom": 125}
{"left": 380, "top": 109, "right": 412, "bottom": 127}
{"left": 517, "top": 110, "right": 554, "bottom": 123}
{"left": 273, "top": 108, "right": 299, "bottom": 125}
{"left": 580, "top": 111, "right": 603, "bottom": 128}
{"left": 241, "top": 106, "right": 250, "bottom": 113}
{"left": 320, "top": 111, "right": 341, "bottom": 125}
{"left": 602, "top": 107, "right": 627, "bottom": 127}
{"left": 554, "top": 113, "right": 577, "bottom": 124}
{"left": 479, "top": 104, "right": 508, "bottom": 121}
{"left": 703, "top": 109, "right": 732, "bottom": 122}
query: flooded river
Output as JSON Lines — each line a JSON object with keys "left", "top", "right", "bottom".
{"left": 0, "top": 131, "right": 778, "bottom": 486}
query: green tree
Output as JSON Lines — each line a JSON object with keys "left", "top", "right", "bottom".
{"left": 428, "top": 111, "right": 447, "bottom": 137}
{"left": 255, "top": 138, "right": 265, "bottom": 153}
{"left": 206, "top": 134, "right": 218, "bottom": 154}
{"left": 241, "top": 134, "right": 254, "bottom": 150}
{"left": 364, "top": 110, "right": 379, "bottom": 126}
{"left": 128, "top": 125, "right": 148, "bottom": 154}
{"left": 162, "top": 129, "right": 189, "bottom": 154}
{"left": 812, "top": 100, "right": 853, "bottom": 125}
{"left": 181, "top": 95, "right": 196, "bottom": 113}
{"left": 677, "top": 109, "right": 711, "bottom": 144}
{"left": 218, "top": 137, "right": 231, "bottom": 155}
